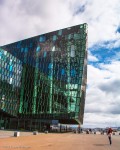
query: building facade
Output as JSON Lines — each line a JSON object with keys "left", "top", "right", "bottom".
{"left": 0, "top": 23, "right": 87, "bottom": 131}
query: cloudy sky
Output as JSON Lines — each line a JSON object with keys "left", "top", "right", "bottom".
{"left": 0, "top": 0, "right": 120, "bottom": 128}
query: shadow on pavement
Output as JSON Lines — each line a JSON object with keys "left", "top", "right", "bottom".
{"left": 94, "top": 144, "right": 109, "bottom": 146}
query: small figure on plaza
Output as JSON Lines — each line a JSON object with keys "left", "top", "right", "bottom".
{"left": 107, "top": 127, "right": 113, "bottom": 145}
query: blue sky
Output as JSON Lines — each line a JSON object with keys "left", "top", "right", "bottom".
{"left": 0, "top": 0, "right": 120, "bottom": 128}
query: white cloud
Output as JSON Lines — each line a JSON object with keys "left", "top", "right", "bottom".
{"left": 88, "top": 51, "right": 98, "bottom": 62}
{"left": 84, "top": 61, "right": 120, "bottom": 127}
{"left": 112, "top": 51, "right": 120, "bottom": 61}
{"left": 0, "top": 0, "right": 72, "bottom": 45}
{"left": 87, "top": 64, "right": 113, "bottom": 87}
{"left": 83, "top": 113, "right": 120, "bottom": 128}
{"left": 0, "top": 0, "right": 120, "bottom": 48}
{"left": 100, "top": 61, "right": 120, "bottom": 79}
{"left": 96, "top": 37, "right": 120, "bottom": 49}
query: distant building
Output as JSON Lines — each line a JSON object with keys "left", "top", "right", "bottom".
{"left": 0, "top": 23, "right": 88, "bottom": 131}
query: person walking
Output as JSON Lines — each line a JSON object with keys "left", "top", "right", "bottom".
{"left": 107, "top": 127, "right": 113, "bottom": 145}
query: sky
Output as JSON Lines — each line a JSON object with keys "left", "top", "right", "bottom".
{"left": 0, "top": 0, "right": 120, "bottom": 128}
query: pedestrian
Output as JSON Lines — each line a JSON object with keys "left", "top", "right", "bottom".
{"left": 107, "top": 127, "right": 113, "bottom": 145}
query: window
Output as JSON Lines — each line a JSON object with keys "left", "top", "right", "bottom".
{"left": 36, "top": 46, "right": 41, "bottom": 52}
{"left": 61, "top": 69, "right": 65, "bottom": 75}
{"left": 43, "top": 51, "right": 47, "bottom": 57}
{"left": 71, "top": 45, "right": 75, "bottom": 57}
{"left": 39, "top": 36, "right": 46, "bottom": 42}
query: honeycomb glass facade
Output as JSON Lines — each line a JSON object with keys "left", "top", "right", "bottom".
{"left": 0, "top": 48, "right": 22, "bottom": 116}
{"left": 0, "top": 23, "right": 87, "bottom": 130}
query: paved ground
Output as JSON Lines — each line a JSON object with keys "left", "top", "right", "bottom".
{"left": 0, "top": 131, "right": 120, "bottom": 150}
{"left": 0, "top": 130, "right": 33, "bottom": 138}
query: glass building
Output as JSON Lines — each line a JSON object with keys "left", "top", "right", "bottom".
{"left": 0, "top": 23, "right": 87, "bottom": 131}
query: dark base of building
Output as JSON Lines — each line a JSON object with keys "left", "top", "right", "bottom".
{"left": 0, "top": 112, "right": 79, "bottom": 132}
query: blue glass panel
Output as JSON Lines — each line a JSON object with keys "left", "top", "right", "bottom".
{"left": 10, "top": 72, "right": 13, "bottom": 77}
{"left": 30, "top": 43, "right": 33, "bottom": 47}
{"left": 39, "top": 36, "right": 46, "bottom": 42}
{"left": 36, "top": 46, "right": 41, "bottom": 52}
{"left": 25, "top": 48, "right": 28, "bottom": 53}
{"left": 53, "top": 35, "right": 57, "bottom": 41}
{"left": 9, "top": 61, "right": 12, "bottom": 65}
{"left": 17, "top": 42, "right": 21, "bottom": 48}
{"left": 7, "top": 65, "right": 9, "bottom": 70}
{"left": 58, "top": 30, "right": 62, "bottom": 36}
{"left": 61, "top": 69, "right": 65, "bottom": 75}
{"left": 9, "top": 66, "right": 13, "bottom": 71}
{"left": 48, "top": 63, "right": 53, "bottom": 69}
{"left": 68, "top": 34, "right": 71, "bottom": 39}
{"left": 43, "top": 51, "right": 47, "bottom": 57}
{"left": 21, "top": 48, "right": 24, "bottom": 52}
{"left": 0, "top": 52, "right": 2, "bottom": 56}
{"left": 71, "top": 69, "right": 76, "bottom": 77}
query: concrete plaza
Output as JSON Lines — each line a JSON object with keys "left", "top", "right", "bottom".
{"left": 0, "top": 131, "right": 120, "bottom": 150}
